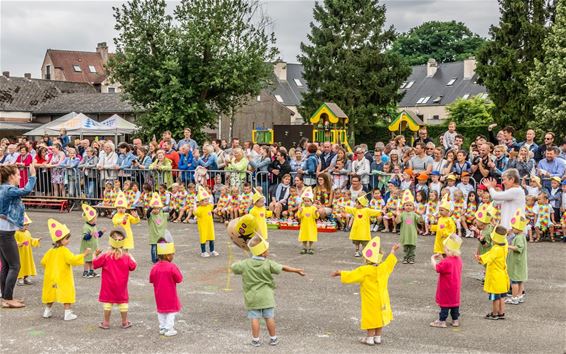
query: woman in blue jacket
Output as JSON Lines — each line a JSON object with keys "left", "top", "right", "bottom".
{"left": 299, "top": 143, "right": 319, "bottom": 186}
{"left": 0, "top": 164, "right": 36, "bottom": 309}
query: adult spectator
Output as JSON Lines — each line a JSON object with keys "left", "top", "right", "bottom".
{"left": 371, "top": 149, "right": 385, "bottom": 172}
{"left": 59, "top": 128, "right": 70, "bottom": 148}
{"left": 471, "top": 143, "right": 495, "bottom": 184}
{"left": 79, "top": 139, "right": 90, "bottom": 158}
{"left": 537, "top": 146, "right": 566, "bottom": 190}
{"left": 197, "top": 144, "right": 219, "bottom": 179}
{"left": 351, "top": 147, "right": 371, "bottom": 190}
{"left": 211, "top": 140, "right": 226, "bottom": 169}
{"left": 176, "top": 144, "right": 194, "bottom": 183}
{"left": 519, "top": 129, "right": 538, "bottom": 153}
{"left": 269, "top": 151, "right": 291, "bottom": 186}
{"left": 159, "top": 130, "right": 177, "bottom": 150}
{"left": 294, "top": 175, "right": 306, "bottom": 197}
{"left": 269, "top": 173, "right": 292, "bottom": 219}
{"left": 61, "top": 147, "right": 81, "bottom": 198}
{"left": 431, "top": 148, "right": 449, "bottom": 175}
{"left": 3, "top": 145, "right": 18, "bottom": 165}
{"left": 507, "top": 146, "right": 535, "bottom": 179}
{"left": 78, "top": 147, "right": 99, "bottom": 200}
{"left": 317, "top": 142, "right": 336, "bottom": 174}
{"left": 161, "top": 141, "right": 179, "bottom": 171}
{"left": 483, "top": 169, "right": 525, "bottom": 229}
{"left": 451, "top": 149, "right": 471, "bottom": 176}
{"left": 314, "top": 173, "right": 333, "bottom": 219}
{"left": 34, "top": 146, "right": 52, "bottom": 196}
{"left": 117, "top": 142, "right": 136, "bottom": 170}
{"left": 0, "top": 164, "right": 36, "bottom": 309}
{"left": 132, "top": 138, "right": 143, "bottom": 150}
{"left": 425, "top": 142, "right": 436, "bottom": 157}
{"left": 349, "top": 175, "right": 365, "bottom": 200}
{"left": 225, "top": 147, "right": 249, "bottom": 189}
{"left": 391, "top": 135, "right": 406, "bottom": 157}
{"left": 360, "top": 144, "right": 373, "bottom": 164}
{"left": 49, "top": 143, "right": 66, "bottom": 197}
{"left": 177, "top": 128, "right": 199, "bottom": 151}
{"left": 298, "top": 137, "right": 309, "bottom": 152}
{"left": 413, "top": 127, "right": 433, "bottom": 147}
{"left": 224, "top": 138, "right": 241, "bottom": 157}
{"left": 41, "top": 134, "right": 52, "bottom": 147}
{"left": 97, "top": 141, "right": 118, "bottom": 186}
{"left": 290, "top": 149, "right": 303, "bottom": 172}
{"left": 559, "top": 138, "right": 566, "bottom": 161}
{"left": 132, "top": 146, "right": 152, "bottom": 187}
{"left": 298, "top": 144, "right": 318, "bottom": 187}
{"left": 534, "top": 132, "right": 555, "bottom": 162}
{"left": 453, "top": 134, "right": 464, "bottom": 152}
{"left": 14, "top": 146, "right": 32, "bottom": 188}
{"left": 150, "top": 149, "right": 173, "bottom": 187}
{"left": 409, "top": 142, "right": 433, "bottom": 173}
{"left": 249, "top": 146, "right": 271, "bottom": 192}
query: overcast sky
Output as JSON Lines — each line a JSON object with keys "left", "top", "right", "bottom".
{"left": 1, "top": 0, "right": 500, "bottom": 78}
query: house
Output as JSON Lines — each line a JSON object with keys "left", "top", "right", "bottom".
{"left": 398, "top": 58, "right": 487, "bottom": 124}
{"left": 269, "top": 60, "right": 308, "bottom": 124}
{"left": 41, "top": 42, "right": 120, "bottom": 93}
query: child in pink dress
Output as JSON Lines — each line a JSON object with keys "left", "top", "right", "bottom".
{"left": 149, "top": 235, "right": 183, "bottom": 337}
{"left": 430, "top": 234, "right": 463, "bottom": 328}
{"left": 93, "top": 230, "right": 137, "bottom": 329}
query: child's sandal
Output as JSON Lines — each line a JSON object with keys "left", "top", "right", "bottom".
{"left": 121, "top": 321, "right": 132, "bottom": 329}
{"left": 98, "top": 322, "right": 110, "bottom": 329}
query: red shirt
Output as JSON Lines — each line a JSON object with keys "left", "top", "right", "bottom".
{"left": 149, "top": 260, "right": 183, "bottom": 313}
{"left": 93, "top": 253, "right": 137, "bottom": 303}
{"left": 435, "top": 256, "right": 462, "bottom": 307}
{"left": 165, "top": 150, "right": 180, "bottom": 170}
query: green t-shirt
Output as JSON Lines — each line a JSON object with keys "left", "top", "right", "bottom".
{"left": 148, "top": 211, "right": 168, "bottom": 244}
{"left": 231, "top": 258, "right": 283, "bottom": 310}
{"left": 477, "top": 225, "right": 494, "bottom": 255}
{"left": 80, "top": 222, "right": 99, "bottom": 262}
{"left": 507, "top": 233, "right": 528, "bottom": 282}
{"left": 399, "top": 211, "right": 419, "bottom": 246}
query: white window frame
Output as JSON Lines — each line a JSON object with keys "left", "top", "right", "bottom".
{"left": 73, "top": 65, "right": 81, "bottom": 72}
{"left": 462, "top": 94, "right": 470, "bottom": 100}
{"left": 89, "top": 65, "right": 96, "bottom": 73}
{"left": 274, "top": 94, "right": 284, "bottom": 103}
{"left": 293, "top": 78, "right": 303, "bottom": 87}
{"left": 446, "top": 78, "right": 456, "bottom": 86}
{"left": 405, "top": 81, "right": 415, "bottom": 89}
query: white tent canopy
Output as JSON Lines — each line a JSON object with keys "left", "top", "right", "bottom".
{"left": 100, "top": 114, "right": 139, "bottom": 134}
{"left": 45, "top": 113, "right": 112, "bottom": 135}
{"left": 24, "top": 111, "right": 79, "bottom": 136}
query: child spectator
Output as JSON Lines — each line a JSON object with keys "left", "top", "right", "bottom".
{"left": 522, "top": 175, "right": 542, "bottom": 197}
{"left": 383, "top": 190, "right": 400, "bottom": 233}
{"left": 462, "top": 191, "right": 478, "bottom": 238}
{"left": 176, "top": 183, "right": 196, "bottom": 223}
{"left": 452, "top": 190, "right": 466, "bottom": 237}
{"left": 229, "top": 186, "right": 241, "bottom": 221}
{"left": 457, "top": 172, "right": 474, "bottom": 199}
{"left": 415, "top": 173, "right": 429, "bottom": 197}
{"left": 369, "top": 189, "right": 385, "bottom": 232}
{"left": 524, "top": 195, "right": 537, "bottom": 241}
{"left": 429, "top": 171, "right": 442, "bottom": 197}
{"left": 15, "top": 214, "right": 40, "bottom": 286}
{"left": 214, "top": 186, "right": 232, "bottom": 223}
{"left": 239, "top": 183, "right": 254, "bottom": 216}
{"left": 81, "top": 204, "right": 105, "bottom": 278}
{"left": 283, "top": 186, "right": 300, "bottom": 221}
{"left": 534, "top": 192, "right": 554, "bottom": 242}
{"left": 414, "top": 190, "right": 427, "bottom": 234}
{"left": 441, "top": 121, "right": 458, "bottom": 151}
{"left": 157, "top": 184, "right": 171, "bottom": 213}
{"left": 425, "top": 190, "right": 440, "bottom": 236}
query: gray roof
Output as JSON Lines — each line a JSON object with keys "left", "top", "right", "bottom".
{"left": 34, "top": 93, "right": 136, "bottom": 114}
{"left": 398, "top": 61, "right": 487, "bottom": 107}
{"left": 0, "top": 76, "right": 96, "bottom": 112}
{"left": 270, "top": 63, "right": 308, "bottom": 106}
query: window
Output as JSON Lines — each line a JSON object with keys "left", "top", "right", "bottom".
{"left": 45, "top": 65, "right": 51, "bottom": 80}
{"left": 400, "top": 82, "right": 407, "bottom": 89}
{"left": 432, "top": 115, "right": 440, "bottom": 120}
{"left": 108, "top": 87, "right": 116, "bottom": 93}
{"left": 462, "top": 94, "right": 470, "bottom": 100}
{"left": 89, "top": 65, "right": 96, "bottom": 73}
{"left": 405, "top": 81, "right": 415, "bottom": 89}
{"left": 433, "top": 96, "right": 442, "bottom": 103}
{"left": 446, "top": 78, "right": 456, "bottom": 86}
{"left": 293, "top": 78, "right": 303, "bottom": 87}
{"left": 256, "top": 95, "right": 261, "bottom": 102}
{"left": 417, "top": 97, "right": 424, "bottom": 104}
{"left": 274, "top": 94, "right": 284, "bottom": 103}
{"left": 73, "top": 65, "right": 81, "bottom": 72}
{"left": 422, "top": 96, "right": 431, "bottom": 104}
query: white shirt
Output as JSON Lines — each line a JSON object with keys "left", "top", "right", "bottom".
{"left": 489, "top": 186, "right": 526, "bottom": 229}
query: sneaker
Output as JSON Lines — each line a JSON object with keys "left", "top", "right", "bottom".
{"left": 82, "top": 271, "right": 89, "bottom": 278}
{"left": 159, "top": 328, "right": 166, "bottom": 335}
{"left": 211, "top": 251, "right": 219, "bottom": 257}
{"left": 64, "top": 311, "right": 78, "bottom": 321}
{"left": 269, "top": 337, "right": 279, "bottom": 346}
{"left": 485, "top": 313, "right": 498, "bottom": 320}
{"left": 307, "top": 249, "right": 314, "bottom": 255}
{"left": 300, "top": 248, "right": 307, "bottom": 254}
{"left": 43, "top": 307, "right": 53, "bottom": 319}
{"left": 518, "top": 295, "right": 525, "bottom": 303}
{"left": 429, "top": 320, "right": 447, "bottom": 328}
{"left": 164, "top": 328, "right": 178, "bottom": 337}
{"left": 408, "top": 259, "right": 415, "bottom": 264}
{"left": 497, "top": 313, "right": 505, "bottom": 320}
{"left": 251, "top": 339, "right": 261, "bottom": 347}
{"left": 451, "top": 320, "right": 460, "bottom": 327}
{"left": 360, "top": 337, "right": 375, "bottom": 346}
{"left": 17, "top": 279, "right": 25, "bottom": 286}
{"left": 402, "top": 259, "right": 408, "bottom": 264}
{"left": 374, "top": 336, "right": 382, "bottom": 344}
{"left": 23, "top": 278, "right": 33, "bottom": 285}
{"left": 201, "top": 252, "right": 210, "bottom": 258}
{"left": 504, "top": 297, "right": 519, "bottom": 305}
{"left": 354, "top": 251, "right": 361, "bottom": 257}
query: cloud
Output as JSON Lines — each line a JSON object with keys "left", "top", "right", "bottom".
{"left": 1, "top": 0, "right": 499, "bottom": 78}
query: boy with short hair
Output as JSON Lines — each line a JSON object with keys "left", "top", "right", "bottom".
{"left": 231, "top": 235, "right": 305, "bottom": 347}
{"left": 505, "top": 209, "right": 528, "bottom": 305}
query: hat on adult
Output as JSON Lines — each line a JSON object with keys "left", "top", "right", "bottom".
{"left": 82, "top": 203, "right": 97, "bottom": 222}
{"left": 362, "top": 236, "right": 383, "bottom": 264}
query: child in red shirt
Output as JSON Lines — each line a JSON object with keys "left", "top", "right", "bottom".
{"left": 93, "top": 230, "right": 137, "bottom": 329}
{"left": 149, "top": 235, "right": 183, "bottom": 337}
{"left": 430, "top": 234, "right": 463, "bottom": 328}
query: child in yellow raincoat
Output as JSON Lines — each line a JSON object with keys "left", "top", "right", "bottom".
{"left": 249, "top": 189, "right": 272, "bottom": 239}
{"left": 194, "top": 186, "right": 218, "bottom": 258}
{"left": 297, "top": 187, "right": 319, "bottom": 254}
{"left": 112, "top": 192, "right": 140, "bottom": 251}
{"left": 345, "top": 194, "right": 382, "bottom": 257}
{"left": 16, "top": 213, "right": 40, "bottom": 285}
{"left": 434, "top": 195, "right": 457, "bottom": 255}
{"left": 476, "top": 225, "right": 510, "bottom": 320}
{"left": 332, "top": 238, "right": 400, "bottom": 346}
{"left": 41, "top": 218, "right": 91, "bottom": 321}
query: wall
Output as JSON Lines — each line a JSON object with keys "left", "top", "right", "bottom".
{"left": 0, "top": 111, "right": 32, "bottom": 121}
{"left": 398, "top": 105, "right": 448, "bottom": 125}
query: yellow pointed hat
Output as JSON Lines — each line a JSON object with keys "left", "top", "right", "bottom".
{"left": 114, "top": 191, "right": 129, "bottom": 208}
{"left": 149, "top": 192, "right": 163, "bottom": 208}
{"left": 443, "top": 233, "right": 462, "bottom": 252}
{"left": 401, "top": 190, "right": 415, "bottom": 205}
{"left": 197, "top": 185, "right": 211, "bottom": 202}
{"left": 491, "top": 227, "right": 507, "bottom": 244}
{"left": 252, "top": 188, "right": 264, "bottom": 204}
{"left": 439, "top": 194, "right": 451, "bottom": 211}
{"left": 248, "top": 234, "right": 269, "bottom": 256}
{"left": 510, "top": 208, "right": 527, "bottom": 232}
{"left": 474, "top": 204, "right": 492, "bottom": 224}
{"left": 82, "top": 203, "right": 97, "bottom": 222}
{"left": 362, "top": 236, "right": 383, "bottom": 264}
{"left": 357, "top": 194, "right": 369, "bottom": 207}
{"left": 23, "top": 213, "right": 32, "bottom": 225}
{"left": 47, "top": 218, "right": 70, "bottom": 243}
{"left": 301, "top": 186, "right": 314, "bottom": 201}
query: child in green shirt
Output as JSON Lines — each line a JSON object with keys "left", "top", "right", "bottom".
{"left": 505, "top": 209, "right": 528, "bottom": 305}
{"left": 146, "top": 192, "right": 168, "bottom": 263}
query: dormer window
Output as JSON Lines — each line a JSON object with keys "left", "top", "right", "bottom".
{"left": 73, "top": 65, "right": 81, "bottom": 72}
{"left": 446, "top": 78, "right": 456, "bottom": 86}
{"left": 89, "top": 65, "right": 96, "bottom": 73}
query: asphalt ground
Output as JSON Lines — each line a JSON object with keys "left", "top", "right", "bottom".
{"left": 1, "top": 211, "right": 565, "bottom": 353}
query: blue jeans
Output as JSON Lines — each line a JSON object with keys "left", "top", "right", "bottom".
{"left": 439, "top": 307, "right": 460, "bottom": 321}
{"left": 200, "top": 241, "right": 215, "bottom": 253}
{"left": 150, "top": 244, "right": 158, "bottom": 263}
{"left": 86, "top": 178, "right": 96, "bottom": 199}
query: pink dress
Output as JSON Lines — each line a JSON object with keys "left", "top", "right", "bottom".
{"left": 93, "top": 253, "right": 137, "bottom": 303}
{"left": 149, "top": 261, "right": 183, "bottom": 313}
{"left": 435, "top": 256, "right": 462, "bottom": 307}
{"left": 16, "top": 153, "right": 32, "bottom": 188}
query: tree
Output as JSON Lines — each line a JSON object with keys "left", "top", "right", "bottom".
{"left": 108, "top": 0, "right": 277, "bottom": 140}
{"left": 391, "top": 21, "right": 486, "bottom": 65}
{"left": 298, "top": 0, "right": 411, "bottom": 144}
{"left": 446, "top": 96, "right": 494, "bottom": 126}
{"left": 528, "top": 0, "right": 565, "bottom": 139}
{"left": 476, "top": 0, "right": 554, "bottom": 129}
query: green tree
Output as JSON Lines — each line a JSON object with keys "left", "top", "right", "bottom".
{"left": 528, "top": 0, "right": 565, "bottom": 139}
{"left": 476, "top": 0, "right": 554, "bottom": 129}
{"left": 446, "top": 96, "right": 494, "bottom": 126}
{"left": 391, "top": 21, "right": 486, "bottom": 65}
{"left": 298, "top": 0, "right": 410, "bottom": 144}
{"left": 108, "top": 0, "right": 277, "bottom": 140}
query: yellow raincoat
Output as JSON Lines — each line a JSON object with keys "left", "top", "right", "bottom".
{"left": 479, "top": 244, "right": 510, "bottom": 294}
{"left": 41, "top": 247, "right": 84, "bottom": 304}
{"left": 345, "top": 207, "right": 382, "bottom": 241}
{"left": 194, "top": 204, "right": 215, "bottom": 244}
{"left": 249, "top": 206, "right": 273, "bottom": 240}
{"left": 297, "top": 205, "right": 319, "bottom": 242}
{"left": 15, "top": 230, "right": 40, "bottom": 278}
{"left": 434, "top": 216, "right": 456, "bottom": 254}
{"left": 112, "top": 212, "right": 140, "bottom": 250}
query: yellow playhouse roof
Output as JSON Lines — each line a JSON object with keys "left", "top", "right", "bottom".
{"left": 309, "top": 102, "right": 349, "bottom": 124}
{"left": 388, "top": 110, "right": 424, "bottom": 132}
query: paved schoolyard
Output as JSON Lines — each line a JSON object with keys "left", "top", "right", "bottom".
{"left": 1, "top": 211, "right": 565, "bottom": 353}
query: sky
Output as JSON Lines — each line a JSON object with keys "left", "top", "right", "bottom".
{"left": 0, "top": 0, "right": 501, "bottom": 78}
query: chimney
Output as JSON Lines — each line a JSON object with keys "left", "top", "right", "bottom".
{"left": 24, "top": 73, "right": 32, "bottom": 79}
{"left": 273, "top": 59, "right": 287, "bottom": 82}
{"left": 426, "top": 58, "right": 437, "bottom": 78}
{"left": 96, "top": 42, "right": 109, "bottom": 64}
{"left": 2, "top": 71, "right": 9, "bottom": 78}
{"left": 464, "top": 57, "right": 477, "bottom": 80}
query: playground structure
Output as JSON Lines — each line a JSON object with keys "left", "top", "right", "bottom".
{"left": 309, "top": 102, "right": 352, "bottom": 153}
{"left": 251, "top": 128, "right": 274, "bottom": 144}
{"left": 388, "top": 110, "right": 425, "bottom": 144}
